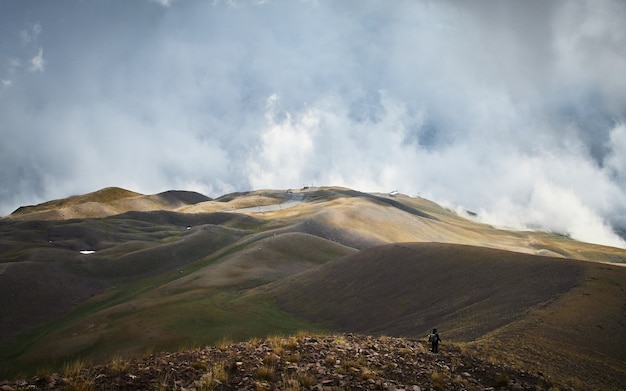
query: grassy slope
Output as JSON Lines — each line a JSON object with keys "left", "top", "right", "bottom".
{"left": 248, "top": 188, "right": 626, "bottom": 263}
{"left": 4, "top": 187, "right": 211, "bottom": 221}
{"left": 260, "top": 242, "right": 588, "bottom": 340}
{"left": 0, "top": 230, "right": 352, "bottom": 377}
{"left": 259, "top": 242, "right": 626, "bottom": 390}
{"left": 2, "top": 186, "right": 626, "bottom": 388}
{"left": 476, "top": 261, "right": 626, "bottom": 390}
{"left": 0, "top": 212, "right": 259, "bottom": 345}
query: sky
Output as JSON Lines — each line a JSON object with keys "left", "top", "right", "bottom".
{"left": 1, "top": 0, "right": 625, "bottom": 248}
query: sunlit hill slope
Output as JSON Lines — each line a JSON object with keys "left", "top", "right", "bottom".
{"left": 1, "top": 186, "right": 625, "bottom": 390}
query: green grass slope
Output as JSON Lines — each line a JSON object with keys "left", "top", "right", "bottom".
{"left": 0, "top": 229, "right": 352, "bottom": 378}
{"left": 0, "top": 211, "right": 261, "bottom": 346}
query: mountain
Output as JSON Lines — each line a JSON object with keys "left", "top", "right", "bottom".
{"left": 8, "top": 187, "right": 212, "bottom": 220}
{"left": 1, "top": 186, "right": 625, "bottom": 389}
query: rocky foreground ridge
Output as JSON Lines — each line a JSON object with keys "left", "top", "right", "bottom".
{"left": 1, "top": 334, "right": 567, "bottom": 391}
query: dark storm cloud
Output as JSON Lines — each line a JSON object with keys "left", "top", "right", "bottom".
{"left": 0, "top": 0, "right": 625, "bottom": 247}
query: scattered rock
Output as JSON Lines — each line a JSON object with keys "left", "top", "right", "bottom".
{"left": 1, "top": 334, "right": 558, "bottom": 390}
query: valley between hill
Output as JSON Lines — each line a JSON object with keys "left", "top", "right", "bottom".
{"left": 1, "top": 186, "right": 625, "bottom": 389}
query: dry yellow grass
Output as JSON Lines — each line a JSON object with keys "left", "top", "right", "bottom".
{"left": 158, "top": 231, "right": 355, "bottom": 295}
{"left": 254, "top": 365, "right": 276, "bottom": 382}
{"left": 238, "top": 188, "right": 626, "bottom": 263}
{"left": 195, "top": 361, "right": 228, "bottom": 391}
{"left": 7, "top": 185, "right": 626, "bottom": 265}
{"left": 6, "top": 187, "right": 214, "bottom": 220}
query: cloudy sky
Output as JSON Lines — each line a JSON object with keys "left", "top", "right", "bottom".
{"left": 1, "top": 0, "right": 625, "bottom": 248}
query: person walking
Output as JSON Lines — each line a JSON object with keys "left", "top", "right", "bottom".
{"left": 428, "top": 328, "right": 441, "bottom": 353}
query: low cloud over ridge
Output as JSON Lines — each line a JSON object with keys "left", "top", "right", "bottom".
{"left": 0, "top": 0, "right": 625, "bottom": 248}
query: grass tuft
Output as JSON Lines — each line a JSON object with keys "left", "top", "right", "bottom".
{"left": 281, "top": 371, "right": 316, "bottom": 390}
{"left": 324, "top": 354, "right": 338, "bottom": 366}
{"left": 285, "top": 351, "right": 301, "bottom": 363}
{"left": 295, "top": 372, "right": 316, "bottom": 387}
{"left": 61, "top": 360, "right": 96, "bottom": 391}
{"left": 360, "top": 367, "right": 379, "bottom": 380}
{"left": 431, "top": 370, "right": 446, "bottom": 391}
{"left": 254, "top": 365, "right": 276, "bottom": 382}
{"left": 110, "top": 355, "right": 129, "bottom": 373}
{"left": 195, "top": 361, "right": 228, "bottom": 391}
{"left": 62, "top": 360, "right": 86, "bottom": 378}
{"left": 281, "top": 376, "right": 301, "bottom": 391}
{"left": 262, "top": 353, "right": 279, "bottom": 365}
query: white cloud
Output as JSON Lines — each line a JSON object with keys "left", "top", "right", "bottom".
{"left": 554, "top": 0, "right": 626, "bottom": 101}
{"left": 529, "top": 181, "right": 625, "bottom": 248}
{"left": 1, "top": 0, "right": 625, "bottom": 248}
{"left": 529, "top": 181, "right": 626, "bottom": 248}
{"left": 20, "top": 23, "right": 41, "bottom": 43}
{"left": 245, "top": 91, "right": 626, "bottom": 248}
{"left": 29, "top": 48, "right": 45, "bottom": 72}
{"left": 604, "top": 123, "right": 626, "bottom": 183}
{"left": 149, "top": 0, "right": 178, "bottom": 7}
{"left": 247, "top": 95, "right": 317, "bottom": 189}
{"left": 478, "top": 179, "right": 626, "bottom": 248}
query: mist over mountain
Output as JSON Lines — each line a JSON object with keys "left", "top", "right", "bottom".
{"left": 2, "top": 0, "right": 626, "bottom": 248}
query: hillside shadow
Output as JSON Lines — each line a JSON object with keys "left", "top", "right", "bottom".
{"left": 264, "top": 242, "right": 587, "bottom": 341}
{"left": 306, "top": 188, "right": 440, "bottom": 221}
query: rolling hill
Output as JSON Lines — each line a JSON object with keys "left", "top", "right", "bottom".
{"left": 8, "top": 187, "right": 212, "bottom": 220}
{"left": 1, "top": 186, "right": 625, "bottom": 389}
{"left": 258, "top": 242, "right": 626, "bottom": 389}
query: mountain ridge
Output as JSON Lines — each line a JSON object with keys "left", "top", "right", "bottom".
{"left": 1, "top": 334, "right": 577, "bottom": 391}
{"left": 6, "top": 187, "right": 211, "bottom": 221}
{"left": 1, "top": 186, "right": 625, "bottom": 389}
